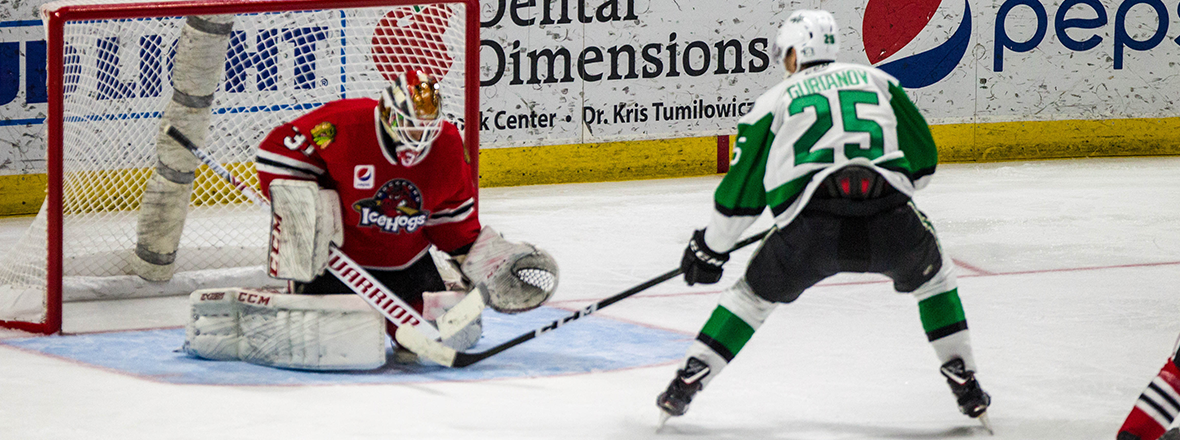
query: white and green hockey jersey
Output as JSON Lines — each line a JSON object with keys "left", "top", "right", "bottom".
{"left": 703, "top": 62, "right": 938, "bottom": 252}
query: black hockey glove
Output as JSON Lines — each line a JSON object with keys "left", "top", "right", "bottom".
{"left": 681, "top": 229, "right": 729, "bottom": 286}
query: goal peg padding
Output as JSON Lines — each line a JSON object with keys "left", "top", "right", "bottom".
{"left": 133, "top": 15, "right": 235, "bottom": 282}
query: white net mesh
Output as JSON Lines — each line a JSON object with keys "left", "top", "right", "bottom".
{"left": 0, "top": 1, "right": 471, "bottom": 328}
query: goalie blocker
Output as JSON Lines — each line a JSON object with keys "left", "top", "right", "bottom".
{"left": 268, "top": 179, "right": 344, "bottom": 283}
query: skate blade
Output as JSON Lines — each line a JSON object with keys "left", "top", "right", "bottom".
{"left": 976, "top": 412, "right": 994, "bottom": 435}
{"left": 656, "top": 410, "right": 672, "bottom": 432}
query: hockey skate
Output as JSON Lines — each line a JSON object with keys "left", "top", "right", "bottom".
{"left": 940, "top": 358, "right": 993, "bottom": 434}
{"left": 656, "top": 357, "right": 710, "bottom": 429}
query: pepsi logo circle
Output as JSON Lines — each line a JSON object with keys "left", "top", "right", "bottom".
{"left": 862, "top": 0, "right": 972, "bottom": 88}
{"left": 354, "top": 165, "right": 375, "bottom": 190}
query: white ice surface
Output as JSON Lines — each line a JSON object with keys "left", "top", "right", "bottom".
{"left": 2, "top": 157, "right": 1179, "bottom": 439}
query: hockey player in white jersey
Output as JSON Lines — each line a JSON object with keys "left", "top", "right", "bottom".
{"left": 656, "top": 10, "right": 990, "bottom": 430}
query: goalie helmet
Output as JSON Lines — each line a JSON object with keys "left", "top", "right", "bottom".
{"left": 771, "top": 10, "right": 839, "bottom": 73}
{"left": 378, "top": 70, "right": 444, "bottom": 167}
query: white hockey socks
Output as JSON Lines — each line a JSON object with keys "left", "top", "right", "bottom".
{"left": 683, "top": 279, "right": 776, "bottom": 389}
{"left": 911, "top": 254, "right": 977, "bottom": 372}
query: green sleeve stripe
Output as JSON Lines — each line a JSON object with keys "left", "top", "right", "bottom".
{"left": 877, "top": 156, "right": 912, "bottom": 174}
{"left": 917, "top": 288, "right": 966, "bottom": 334}
{"left": 766, "top": 170, "right": 819, "bottom": 215}
{"left": 698, "top": 305, "right": 756, "bottom": 361}
{"left": 714, "top": 114, "right": 774, "bottom": 212}
{"left": 888, "top": 83, "right": 938, "bottom": 175}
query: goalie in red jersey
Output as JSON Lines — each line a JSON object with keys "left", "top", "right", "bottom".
{"left": 246, "top": 70, "right": 558, "bottom": 363}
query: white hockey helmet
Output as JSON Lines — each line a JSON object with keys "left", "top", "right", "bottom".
{"left": 378, "top": 69, "right": 444, "bottom": 167}
{"left": 772, "top": 10, "right": 840, "bottom": 73}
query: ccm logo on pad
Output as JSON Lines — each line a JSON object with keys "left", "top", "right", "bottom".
{"left": 354, "top": 165, "right": 375, "bottom": 189}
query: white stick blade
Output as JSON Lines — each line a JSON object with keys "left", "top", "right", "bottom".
{"left": 395, "top": 325, "right": 457, "bottom": 367}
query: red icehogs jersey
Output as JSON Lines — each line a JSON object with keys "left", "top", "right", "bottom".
{"left": 256, "top": 98, "right": 480, "bottom": 270}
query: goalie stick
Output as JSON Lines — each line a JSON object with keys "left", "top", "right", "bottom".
{"left": 396, "top": 228, "right": 774, "bottom": 368}
{"left": 165, "top": 125, "right": 442, "bottom": 340}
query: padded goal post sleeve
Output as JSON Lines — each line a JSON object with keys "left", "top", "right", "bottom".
{"left": 134, "top": 15, "right": 235, "bottom": 282}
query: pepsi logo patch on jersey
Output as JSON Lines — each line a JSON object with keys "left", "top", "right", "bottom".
{"left": 311, "top": 122, "right": 336, "bottom": 148}
{"left": 354, "top": 165, "right": 375, "bottom": 190}
{"left": 352, "top": 179, "right": 430, "bottom": 234}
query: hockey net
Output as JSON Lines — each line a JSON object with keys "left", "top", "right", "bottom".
{"left": 0, "top": 0, "right": 478, "bottom": 334}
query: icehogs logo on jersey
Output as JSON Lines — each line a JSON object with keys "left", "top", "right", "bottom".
{"left": 353, "top": 179, "right": 429, "bottom": 233}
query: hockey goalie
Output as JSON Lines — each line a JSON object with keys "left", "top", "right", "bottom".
{"left": 183, "top": 70, "right": 559, "bottom": 370}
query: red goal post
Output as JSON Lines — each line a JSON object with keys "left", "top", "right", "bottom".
{"left": 0, "top": 0, "right": 479, "bottom": 335}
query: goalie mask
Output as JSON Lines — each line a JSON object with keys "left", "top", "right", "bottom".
{"left": 378, "top": 70, "right": 443, "bottom": 167}
{"left": 772, "top": 10, "right": 839, "bottom": 73}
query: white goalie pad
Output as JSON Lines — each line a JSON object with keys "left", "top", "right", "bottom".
{"left": 268, "top": 179, "right": 343, "bottom": 282}
{"left": 184, "top": 288, "right": 386, "bottom": 370}
{"left": 460, "top": 226, "right": 559, "bottom": 314}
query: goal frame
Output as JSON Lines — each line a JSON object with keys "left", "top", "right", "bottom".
{"left": 2, "top": 0, "right": 479, "bottom": 335}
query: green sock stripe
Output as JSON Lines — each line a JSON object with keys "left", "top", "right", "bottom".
{"left": 918, "top": 289, "right": 966, "bottom": 334}
{"left": 698, "top": 306, "right": 756, "bottom": 360}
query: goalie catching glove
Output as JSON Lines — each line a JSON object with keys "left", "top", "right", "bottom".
{"left": 458, "top": 226, "right": 559, "bottom": 314}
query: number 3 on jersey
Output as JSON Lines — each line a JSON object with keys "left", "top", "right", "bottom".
{"left": 788, "top": 90, "right": 885, "bottom": 164}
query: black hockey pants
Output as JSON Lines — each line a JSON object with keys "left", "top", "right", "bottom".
{"left": 746, "top": 169, "right": 943, "bottom": 304}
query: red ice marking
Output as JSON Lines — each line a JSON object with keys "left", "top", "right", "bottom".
{"left": 952, "top": 258, "right": 994, "bottom": 275}
{"left": 862, "top": 0, "right": 943, "bottom": 64}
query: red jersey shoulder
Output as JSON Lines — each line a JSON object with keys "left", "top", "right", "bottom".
{"left": 295, "top": 98, "right": 377, "bottom": 124}
{"left": 280, "top": 98, "right": 378, "bottom": 154}
{"left": 427, "top": 121, "right": 467, "bottom": 165}
{"left": 290, "top": 99, "right": 377, "bottom": 135}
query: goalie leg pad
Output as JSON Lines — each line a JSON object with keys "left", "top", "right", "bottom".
{"left": 184, "top": 288, "right": 386, "bottom": 370}
{"left": 268, "top": 179, "right": 343, "bottom": 282}
{"left": 184, "top": 289, "right": 241, "bottom": 361}
{"left": 460, "top": 226, "right": 559, "bottom": 314}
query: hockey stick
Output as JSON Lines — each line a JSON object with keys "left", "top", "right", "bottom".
{"left": 397, "top": 228, "right": 774, "bottom": 367}
{"left": 164, "top": 125, "right": 441, "bottom": 340}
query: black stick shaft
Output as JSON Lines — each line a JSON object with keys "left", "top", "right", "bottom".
{"left": 453, "top": 228, "right": 772, "bottom": 367}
